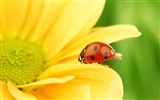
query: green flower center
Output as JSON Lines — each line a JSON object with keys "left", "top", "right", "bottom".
{"left": 0, "top": 39, "right": 45, "bottom": 85}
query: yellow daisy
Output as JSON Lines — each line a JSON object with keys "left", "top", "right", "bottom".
{"left": 0, "top": 0, "right": 141, "bottom": 99}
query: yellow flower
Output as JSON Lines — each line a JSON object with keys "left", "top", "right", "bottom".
{"left": 0, "top": 0, "right": 141, "bottom": 100}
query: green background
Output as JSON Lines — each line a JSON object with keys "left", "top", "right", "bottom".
{"left": 95, "top": 0, "right": 159, "bottom": 99}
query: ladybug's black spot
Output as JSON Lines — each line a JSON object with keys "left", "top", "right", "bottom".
{"left": 90, "top": 56, "right": 95, "bottom": 61}
{"left": 104, "top": 52, "right": 108, "bottom": 58}
{"left": 94, "top": 46, "right": 98, "bottom": 51}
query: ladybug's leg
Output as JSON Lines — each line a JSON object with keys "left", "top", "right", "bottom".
{"left": 97, "top": 62, "right": 110, "bottom": 68}
{"left": 83, "top": 60, "right": 87, "bottom": 64}
{"left": 83, "top": 59, "right": 88, "bottom": 64}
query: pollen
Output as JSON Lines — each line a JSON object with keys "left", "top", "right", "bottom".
{"left": 0, "top": 39, "right": 45, "bottom": 85}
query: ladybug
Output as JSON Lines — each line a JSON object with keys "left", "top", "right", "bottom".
{"left": 78, "top": 41, "right": 122, "bottom": 64}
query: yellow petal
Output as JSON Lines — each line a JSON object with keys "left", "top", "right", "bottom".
{"left": 63, "top": 1, "right": 105, "bottom": 49}
{"left": 59, "top": 24, "right": 141, "bottom": 58}
{"left": 27, "top": 1, "right": 62, "bottom": 42}
{"left": 38, "top": 64, "right": 100, "bottom": 79}
{"left": 0, "top": 81, "right": 15, "bottom": 100}
{"left": 47, "top": 53, "right": 78, "bottom": 65}
{"left": 8, "top": 82, "right": 38, "bottom": 100}
{"left": 0, "top": 8, "right": 2, "bottom": 41}
{"left": 43, "top": 1, "right": 105, "bottom": 60}
{"left": 38, "top": 64, "right": 123, "bottom": 99}
{"left": 2, "top": 1, "right": 61, "bottom": 41}
{"left": 2, "top": 1, "right": 29, "bottom": 39}
{"left": 50, "top": 2, "right": 105, "bottom": 63}
{"left": 18, "top": 76, "right": 75, "bottom": 91}
{"left": 31, "top": 84, "right": 90, "bottom": 99}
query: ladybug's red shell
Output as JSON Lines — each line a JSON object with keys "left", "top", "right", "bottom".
{"left": 78, "top": 42, "right": 115, "bottom": 63}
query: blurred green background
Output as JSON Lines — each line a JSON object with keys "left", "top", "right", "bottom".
{"left": 95, "top": 0, "right": 159, "bottom": 99}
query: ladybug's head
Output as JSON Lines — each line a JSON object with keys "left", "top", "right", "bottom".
{"left": 78, "top": 45, "right": 89, "bottom": 64}
{"left": 78, "top": 48, "right": 85, "bottom": 63}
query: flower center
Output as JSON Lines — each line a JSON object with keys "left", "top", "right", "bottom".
{"left": 0, "top": 39, "right": 45, "bottom": 85}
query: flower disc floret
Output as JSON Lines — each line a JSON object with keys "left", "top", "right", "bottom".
{"left": 0, "top": 39, "right": 45, "bottom": 85}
